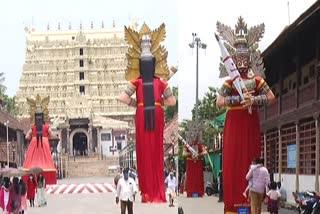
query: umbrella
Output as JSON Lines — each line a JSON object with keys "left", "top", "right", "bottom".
{"left": 22, "top": 167, "right": 44, "bottom": 176}
{"left": 0, "top": 167, "right": 27, "bottom": 177}
{"left": 27, "top": 167, "right": 43, "bottom": 175}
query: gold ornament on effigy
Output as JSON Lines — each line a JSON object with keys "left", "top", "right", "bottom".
{"left": 124, "top": 23, "right": 170, "bottom": 80}
{"left": 26, "top": 94, "right": 50, "bottom": 124}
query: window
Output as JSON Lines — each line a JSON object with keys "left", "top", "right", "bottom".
{"left": 79, "top": 59, "right": 84, "bottom": 67}
{"left": 115, "top": 135, "right": 125, "bottom": 141}
{"left": 265, "top": 129, "right": 279, "bottom": 173}
{"left": 309, "top": 65, "right": 315, "bottom": 78}
{"left": 72, "top": 36, "right": 75, "bottom": 40}
{"left": 101, "top": 133, "right": 111, "bottom": 141}
{"left": 117, "top": 142, "right": 122, "bottom": 150}
{"left": 281, "top": 124, "right": 296, "bottom": 174}
{"left": 299, "top": 119, "right": 316, "bottom": 175}
{"left": 80, "top": 86, "right": 85, "bottom": 95}
{"left": 80, "top": 48, "right": 83, "bottom": 56}
{"left": 79, "top": 72, "right": 84, "bottom": 80}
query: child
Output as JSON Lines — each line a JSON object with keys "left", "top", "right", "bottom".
{"left": 243, "top": 160, "right": 257, "bottom": 198}
{"left": 266, "top": 181, "right": 281, "bottom": 214}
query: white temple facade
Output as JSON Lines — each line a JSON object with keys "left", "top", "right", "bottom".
{"left": 16, "top": 23, "right": 136, "bottom": 157}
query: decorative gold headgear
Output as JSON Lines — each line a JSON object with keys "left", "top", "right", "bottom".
{"left": 216, "top": 16, "right": 266, "bottom": 78}
{"left": 124, "top": 23, "right": 170, "bottom": 80}
{"left": 27, "top": 94, "right": 50, "bottom": 124}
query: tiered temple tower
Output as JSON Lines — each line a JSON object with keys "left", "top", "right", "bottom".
{"left": 16, "top": 22, "right": 136, "bottom": 158}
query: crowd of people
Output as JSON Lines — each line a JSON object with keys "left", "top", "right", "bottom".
{"left": 0, "top": 173, "right": 47, "bottom": 214}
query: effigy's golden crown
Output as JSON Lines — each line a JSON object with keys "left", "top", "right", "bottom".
{"left": 27, "top": 94, "right": 50, "bottom": 124}
{"left": 216, "top": 16, "right": 266, "bottom": 78}
{"left": 124, "top": 23, "right": 170, "bottom": 80}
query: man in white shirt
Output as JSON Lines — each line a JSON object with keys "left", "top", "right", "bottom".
{"left": 116, "top": 168, "right": 138, "bottom": 214}
{"left": 165, "top": 172, "right": 177, "bottom": 207}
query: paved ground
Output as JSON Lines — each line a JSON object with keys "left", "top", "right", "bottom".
{"left": 26, "top": 177, "right": 177, "bottom": 214}
{"left": 25, "top": 177, "right": 296, "bottom": 213}
{"left": 178, "top": 193, "right": 295, "bottom": 214}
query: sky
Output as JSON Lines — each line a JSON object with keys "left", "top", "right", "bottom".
{"left": 0, "top": 0, "right": 178, "bottom": 97}
{"left": 177, "top": 0, "right": 317, "bottom": 121}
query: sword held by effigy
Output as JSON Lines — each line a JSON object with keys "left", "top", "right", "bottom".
{"left": 214, "top": 33, "right": 252, "bottom": 114}
{"left": 178, "top": 134, "right": 199, "bottom": 158}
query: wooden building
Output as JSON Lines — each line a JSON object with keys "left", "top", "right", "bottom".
{"left": 259, "top": 1, "right": 320, "bottom": 202}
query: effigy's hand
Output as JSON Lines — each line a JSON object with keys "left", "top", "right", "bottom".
{"left": 192, "top": 154, "right": 199, "bottom": 160}
{"left": 241, "top": 92, "right": 254, "bottom": 108}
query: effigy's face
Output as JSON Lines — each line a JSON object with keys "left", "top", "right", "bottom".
{"left": 234, "top": 55, "right": 250, "bottom": 74}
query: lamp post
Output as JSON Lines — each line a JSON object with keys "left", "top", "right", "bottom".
{"left": 170, "top": 131, "right": 177, "bottom": 171}
{"left": 170, "top": 131, "right": 176, "bottom": 157}
{"left": 4, "top": 120, "right": 9, "bottom": 167}
{"left": 189, "top": 33, "right": 207, "bottom": 129}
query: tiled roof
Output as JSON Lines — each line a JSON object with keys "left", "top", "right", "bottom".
{"left": 0, "top": 110, "right": 26, "bottom": 131}
{"left": 163, "top": 114, "right": 178, "bottom": 156}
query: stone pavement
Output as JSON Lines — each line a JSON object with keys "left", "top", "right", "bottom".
{"left": 178, "top": 193, "right": 295, "bottom": 214}
{"left": 26, "top": 177, "right": 177, "bottom": 214}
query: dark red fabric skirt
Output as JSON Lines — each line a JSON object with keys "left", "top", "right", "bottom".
{"left": 223, "top": 109, "right": 261, "bottom": 213}
{"left": 135, "top": 106, "right": 166, "bottom": 203}
{"left": 186, "top": 159, "right": 204, "bottom": 197}
{"left": 268, "top": 199, "right": 279, "bottom": 212}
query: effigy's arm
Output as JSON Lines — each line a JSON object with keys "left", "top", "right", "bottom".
{"left": 119, "top": 81, "right": 137, "bottom": 107}
{"left": 243, "top": 78, "right": 276, "bottom": 107}
{"left": 163, "top": 85, "right": 176, "bottom": 106}
{"left": 48, "top": 128, "right": 59, "bottom": 140}
{"left": 25, "top": 129, "right": 32, "bottom": 140}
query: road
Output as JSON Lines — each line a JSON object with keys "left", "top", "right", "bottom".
{"left": 178, "top": 193, "right": 295, "bottom": 214}
{"left": 26, "top": 177, "right": 177, "bottom": 214}
{"left": 24, "top": 177, "right": 295, "bottom": 213}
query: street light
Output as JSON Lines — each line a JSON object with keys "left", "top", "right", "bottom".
{"left": 189, "top": 33, "right": 207, "bottom": 129}
{"left": 4, "top": 120, "right": 9, "bottom": 167}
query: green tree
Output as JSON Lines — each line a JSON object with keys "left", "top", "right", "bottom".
{"left": 0, "top": 72, "right": 6, "bottom": 95}
{"left": 2, "top": 95, "right": 18, "bottom": 116}
{"left": 191, "top": 87, "right": 225, "bottom": 147}
{"left": 164, "top": 86, "right": 178, "bottom": 122}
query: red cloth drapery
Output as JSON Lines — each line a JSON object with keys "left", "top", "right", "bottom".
{"left": 23, "top": 124, "right": 57, "bottom": 185}
{"left": 184, "top": 143, "right": 205, "bottom": 197}
{"left": 132, "top": 78, "right": 168, "bottom": 203}
{"left": 186, "top": 158, "right": 204, "bottom": 197}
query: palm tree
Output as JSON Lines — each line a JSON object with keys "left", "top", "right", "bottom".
{"left": 0, "top": 72, "right": 6, "bottom": 95}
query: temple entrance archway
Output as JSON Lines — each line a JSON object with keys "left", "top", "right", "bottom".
{"left": 70, "top": 128, "right": 89, "bottom": 156}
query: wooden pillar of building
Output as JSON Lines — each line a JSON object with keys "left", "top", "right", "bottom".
{"left": 278, "top": 59, "right": 283, "bottom": 114}
{"left": 295, "top": 35, "right": 301, "bottom": 109}
{"left": 316, "top": 30, "right": 320, "bottom": 100}
{"left": 315, "top": 115, "right": 320, "bottom": 192}
{"left": 264, "top": 133, "right": 267, "bottom": 166}
{"left": 295, "top": 122, "right": 300, "bottom": 191}
{"left": 278, "top": 126, "right": 282, "bottom": 182}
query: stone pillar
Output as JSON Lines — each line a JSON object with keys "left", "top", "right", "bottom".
{"left": 88, "top": 123, "right": 93, "bottom": 156}
{"left": 278, "top": 126, "right": 282, "bottom": 182}
{"left": 97, "top": 128, "right": 101, "bottom": 155}
{"left": 295, "top": 122, "right": 300, "bottom": 191}
{"left": 315, "top": 115, "right": 319, "bottom": 192}
{"left": 66, "top": 125, "right": 70, "bottom": 155}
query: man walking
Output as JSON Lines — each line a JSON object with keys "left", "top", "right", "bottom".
{"left": 165, "top": 172, "right": 177, "bottom": 207}
{"left": 116, "top": 168, "right": 138, "bottom": 214}
{"left": 246, "top": 158, "right": 270, "bottom": 214}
